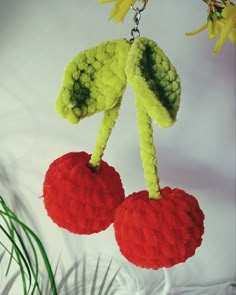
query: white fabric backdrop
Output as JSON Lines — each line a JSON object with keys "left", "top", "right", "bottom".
{"left": 0, "top": 0, "right": 235, "bottom": 294}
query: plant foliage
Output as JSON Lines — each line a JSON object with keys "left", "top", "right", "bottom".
{"left": 0, "top": 196, "right": 57, "bottom": 295}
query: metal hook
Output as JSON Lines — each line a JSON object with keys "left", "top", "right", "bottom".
{"left": 130, "top": 0, "right": 148, "bottom": 41}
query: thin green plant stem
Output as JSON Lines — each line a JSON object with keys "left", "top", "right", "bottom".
{"left": 0, "top": 201, "right": 57, "bottom": 294}
{"left": 0, "top": 224, "right": 29, "bottom": 294}
{"left": 21, "top": 223, "right": 57, "bottom": 295}
{"left": 6, "top": 219, "right": 37, "bottom": 292}
{"left": 0, "top": 211, "right": 31, "bottom": 293}
{"left": 103, "top": 266, "right": 120, "bottom": 295}
{"left": 14, "top": 227, "right": 41, "bottom": 294}
{"left": 82, "top": 255, "right": 86, "bottom": 295}
{"left": 97, "top": 259, "right": 113, "bottom": 295}
{"left": 1, "top": 199, "right": 33, "bottom": 291}
{"left": 5, "top": 201, "right": 42, "bottom": 293}
{"left": 0, "top": 212, "right": 20, "bottom": 276}
{"left": 43, "top": 254, "right": 60, "bottom": 294}
{"left": 0, "top": 198, "right": 57, "bottom": 295}
{"left": 0, "top": 241, "right": 23, "bottom": 267}
{"left": 90, "top": 255, "right": 101, "bottom": 294}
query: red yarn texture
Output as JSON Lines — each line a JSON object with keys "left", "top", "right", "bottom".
{"left": 114, "top": 187, "right": 204, "bottom": 269}
{"left": 43, "top": 152, "right": 125, "bottom": 234}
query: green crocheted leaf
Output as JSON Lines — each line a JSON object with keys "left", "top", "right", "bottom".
{"left": 126, "top": 37, "right": 181, "bottom": 128}
{"left": 56, "top": 39, "right": 131, "bottom": 124}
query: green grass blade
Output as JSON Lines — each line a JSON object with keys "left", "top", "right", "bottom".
{"left": 14, "top": 226, "right": 41, "bottom": 294}
{"left": 0, "top": 241, "right": 23, "bottom": 268}
{"left": 82, "top": 255, "right": 86, "bottom": 295}
{"left": 103, "top": 267, "right": 120, "bottom": 295}
{"left": 0, "top": 224, "right": 30, "bottom": 294}
{"left": 0, "top": 204, "right": 18, "bottom": 277}
{"left": 0, "top": 198, "right": 57, "bottom": 295}
{"left": 1, "top": 271, "right": 20, "bottom": 295}
{"left": 73, "top": 258, "right": 79, "bottom": 294}
{"left": 0, "top": 251, "right": 5, "bottom": 262}
{"left": 97, "top": 259, "right": 113, "bottom": 295}
{"left": 43, "top": 255, "right": 60, "bottom": 294}
{"left": 57, "top": 261, "right": 79, "bottom": 292}
{"left": 0, "top": 217, "right": 15, "bottom": 275}
{"left": 1, "top": 200, "right": 34, "bottom": 291}
{"left": 19, "top": 222, "right": 57, "bottom": 294}
{"left": 90, "top": 255, "right": 101, "bottom": 295}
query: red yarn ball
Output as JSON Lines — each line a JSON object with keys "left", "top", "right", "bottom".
{"left": 43, "top": 152, "right": 125, "bottom": 234}
{"left": 114, "top": 187, "right": 204, "bottom": 269}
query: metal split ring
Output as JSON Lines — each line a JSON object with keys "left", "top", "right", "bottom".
{"left": 130, "top": 0, "right": 148, "bottom": 40}
{"left": 131, "top": 0, "right": 148, "bottom": 13}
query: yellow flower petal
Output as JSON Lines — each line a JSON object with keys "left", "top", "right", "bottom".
{"left": 109, "top": 0, "right": 136, "bottom": 23}
{"left": 208, "top": 19, "right": 216, "bottom": 39}
{"left": 185, "top": 23, "right": 208, "bottom": 36}
{"left": 213, "top": 18, "right": 234, "bottom": 55}
{"left": 99, "top": 0, "right": 146, "bottom": 23}
{"left": 208, "top": 17, "right": 223, "bottom": 39}
{"left": 222, "top": 5, "right": 236, "bottom": 26}
{"left": 229, "top": 30, "right": 236, "bottom": 43}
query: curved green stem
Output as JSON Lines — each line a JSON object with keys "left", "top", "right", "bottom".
{"left": 136, "top": 98, "right": 161, "bottom": 200}
{"left": 0, "top": 197, "right": 57, "bottom": 295}
{"left": 89, "top": 100, "right": 122, "bottom": 169}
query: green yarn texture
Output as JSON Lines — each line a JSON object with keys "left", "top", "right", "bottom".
{"left": 135, "top": 98, "right": 161, "bottom": 199}
{"left": 125, "top": 37, "right": 181, "bottom": 198}
{"left": 55, "top": 37, "right": 181, "bottom": 198}
{"left": 89, "top": 102, "right": 121, "bottom": 168}
{"left": 56, "top": 37, "right": 181, "bottom": 127}
{"left": 126, "top": 38, "right": 181, "bottom": 128}
{"left": 56, "top": 39, "right": 131, "bottom": 124}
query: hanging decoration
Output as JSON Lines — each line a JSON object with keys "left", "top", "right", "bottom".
{"left": 43, "top": 0, "right": 205, "bottom": 269}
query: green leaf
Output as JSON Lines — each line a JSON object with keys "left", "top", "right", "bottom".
{"left": 55, "top": 39, "right": 131, "bottom": 124}
{"left": 126, "top": 37, "right": 181, "bottom": 128}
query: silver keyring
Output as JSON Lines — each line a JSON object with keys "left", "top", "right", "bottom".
{"left": 131, "top": 0, "right": 148, "bottom": 13}
{"left": 130, "top": 0, "right": 148, "bottom": 41}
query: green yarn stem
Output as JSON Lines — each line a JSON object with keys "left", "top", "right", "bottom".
{"left": 89, "top": 101, "right": 121, "bottom": 169}
{"left": 136, "top": 98, "right": 161, "bottom": 200}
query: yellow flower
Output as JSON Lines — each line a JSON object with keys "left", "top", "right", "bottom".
{"left": 213, "top": 5, "right": 236, "bottom": 55}
{"left": 186, "top": 4, "right": 236, "bottom": 55}
{"left": 99, "top": 0, "right": 145, "bottom": 23}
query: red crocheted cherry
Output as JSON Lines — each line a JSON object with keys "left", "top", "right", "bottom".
{"left": 43, "top": 151, "right": 125, "bottom": 234}
{"left": 114, "top": 187, "right": 204, "bottom": 269}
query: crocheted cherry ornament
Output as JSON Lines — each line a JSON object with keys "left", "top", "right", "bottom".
{"left": 114, "top": 187, "right": 204, "bottom": 269}
{"left": 43, "top": 39, "right": 130, "bottom": 234}
{"left": 43, "top": 34, "right": 205, "bottom": 270}
{"left": 43, "top": 151, "right": 125, "bottom": 234}
{"left": 113, "top": 37, "right": 204, "bottom": 269}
